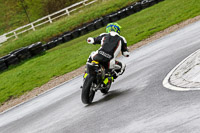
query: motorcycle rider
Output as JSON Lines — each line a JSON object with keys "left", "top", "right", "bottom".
{"left": 84, "top": 22, "right": 130, "bottom": 85}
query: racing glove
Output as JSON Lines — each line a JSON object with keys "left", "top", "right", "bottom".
{"left": 87, "top": 37, "right": 95, "bottom": 44}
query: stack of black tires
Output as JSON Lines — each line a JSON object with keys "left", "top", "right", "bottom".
{"left": 0, "top": 42, "right": 45, "bottom": 72}
{"left": 48, "top": 0, "right": 164, "bottom": 47}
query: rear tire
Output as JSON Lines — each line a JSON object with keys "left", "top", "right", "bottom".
{"left": 81, "top": 76, "right": 95, "bottom": 104}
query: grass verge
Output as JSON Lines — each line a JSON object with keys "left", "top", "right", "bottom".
{"left": 0, "top": 0, "right": 136, "bottom": 57}
{"left": 0, "top": 0, "right": 200, "bottom": 104}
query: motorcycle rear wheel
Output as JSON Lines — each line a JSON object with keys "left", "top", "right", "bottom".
{"left": 81, "top": 76, "right": 95, "bottom": 104}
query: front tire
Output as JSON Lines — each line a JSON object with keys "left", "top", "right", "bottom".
{"left": 81, "top": 76, "right": 95, "bottom": 104}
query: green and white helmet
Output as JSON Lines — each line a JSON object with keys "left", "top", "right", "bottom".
{"left": 106, "top": 23, "right": 121, "bottom": 34}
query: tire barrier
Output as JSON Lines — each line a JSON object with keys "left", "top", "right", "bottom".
{"left": 54, "top": 37, "right": 63, "bottom": 46}
{"left": 58, "top": 37, "right": 64, "bottom": 45}
{"left": 10, "top": 47, "right": 32, "bottom": 61}
{"left": 94, "top": 18, "right": 104, "bottom": 29}
{"left": 118, "top": 9, "right": 128, "bottom": 19}
{"left": 62, "top": 33, "right": 72, "bottom": 43}
{"left": 52, "top": 39, "right": 59, "bottom": 47}
{"left": 102, "top": 17, "right": 110, "bottom": 26}
{"left": 0, "top": 59, "right": 7, "bottom": 72}
{"left": 141, "top": 0, "right": 150, "bottom": 9}
{"left": 0, "top": 42, "right": 45, "bottom": 72}
{"left": 0, "top": 55, "right": 10, "bottom": 61}
{"left": 132, "top": 2, "right": 142, "bottom": 12}
{"left": 86, "top": 23, "right": 95, "bottom": 32}
{"left": 71, "top": 29, "right": 80, "bottom": 39}
{"left": 0, "top": 0, "right": 165, "bottom": 72}
{"left": 79, "top": 27, "right": 88, "bottom": 35}
{"left": 125, "top": 5, "right": 135, "bottom": 15}
{"left": 49, "top": 0, "right": 164, "bottom": 47}
{"left": 4, "top": 54, "right": 20, "bottom": 66}
{"left": 109, "top": 13, "right": 120, "bottom": 22}
{"left": 28, "top": 42, "right": 44, "bottom": 56}
{"left": 42, "top": 43, "right": 48, "bottom": 50}
{"left": 44, "top": 41, "right": 56, "bottom": 50}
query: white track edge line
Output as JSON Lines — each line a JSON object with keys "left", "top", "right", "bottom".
{"left": 162, "top": 49, "right": 200, "bottom": 91}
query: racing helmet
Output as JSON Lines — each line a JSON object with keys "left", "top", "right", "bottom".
{"left": 106, "top": 23, "right": 121, "bottom": 34}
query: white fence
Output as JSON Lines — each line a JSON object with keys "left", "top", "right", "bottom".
{"left": 0, "top": 0, "right": 97, "bottom": 44}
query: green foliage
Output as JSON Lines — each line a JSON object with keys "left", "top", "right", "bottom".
{"left": 0, "top": 0, "right": 28, "bottom": 35}
{"left": 0, "top": 0, "right": 84, "bottom": 35}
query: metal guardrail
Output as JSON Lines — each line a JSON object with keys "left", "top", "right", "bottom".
{"left": 0, "top": 0, "right": 97, "bottom": 44}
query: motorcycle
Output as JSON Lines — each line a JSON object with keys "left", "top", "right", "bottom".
{"left": 81, "top": 60, "right": 120, "bottom": 104}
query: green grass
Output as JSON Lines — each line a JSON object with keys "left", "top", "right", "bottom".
{"left": 0, "top": 0, "right": 200, "bottom": 104}
{"left": 0, "top": 0, "right": 28, "bottom": 35}
{"left": 0, "top": 0, "right": 85, "bottom": 35}
{"left": 0, "top": 0, "right": 136, "bottom": 57}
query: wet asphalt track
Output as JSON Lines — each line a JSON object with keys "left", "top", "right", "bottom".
{"left": 1, "top": 21, "right": 200, "bottom": 133}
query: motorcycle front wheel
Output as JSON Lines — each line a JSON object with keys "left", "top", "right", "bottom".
{"left": 81, "top": 76, "right": 95, "bottom": 104}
